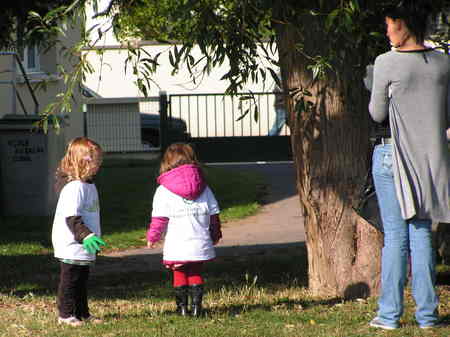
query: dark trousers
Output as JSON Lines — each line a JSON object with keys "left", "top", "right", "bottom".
{"left": 57, "top": 262, "right": 90, "bottom": 319}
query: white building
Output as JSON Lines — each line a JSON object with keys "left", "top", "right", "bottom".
{"left": 83, "top": 0, "right": 277, "bottom": 97}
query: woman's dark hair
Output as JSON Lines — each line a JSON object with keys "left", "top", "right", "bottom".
{"left": 383, "top": 0, "right": 433, "bottom": 44}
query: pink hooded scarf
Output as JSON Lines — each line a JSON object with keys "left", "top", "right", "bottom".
{"left": 157, "top": 164, "right": 206, "bottom": 200}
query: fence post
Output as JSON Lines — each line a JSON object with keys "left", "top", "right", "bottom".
{"left": 11, "top": 54, "right": 17, "bottom": 115}
{"left": 159, "top": 91, "right": 169, "bottom": 154}
{"left": 82, "top": 103, "right": 88, "bottom": 137}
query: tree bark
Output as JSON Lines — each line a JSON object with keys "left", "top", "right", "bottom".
{"left": 434, "top": 222, "right": 450, "bottom": 265}
{"left": 275, "top": 13, "right": 383, "bottom": 299}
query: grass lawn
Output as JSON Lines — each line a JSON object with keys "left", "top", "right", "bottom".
{"left": 0, "top": 246, "right": 449, "bottom": 337}
{"left": 0, "top": 156, "right": 449, "bottom": 336}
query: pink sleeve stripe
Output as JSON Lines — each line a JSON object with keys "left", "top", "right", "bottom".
{"left": 147, "top": 216, "right": 169, "bottom": 243}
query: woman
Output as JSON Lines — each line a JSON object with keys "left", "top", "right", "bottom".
{"left": 368, "top": 0, "right": 450, "bottom": 330}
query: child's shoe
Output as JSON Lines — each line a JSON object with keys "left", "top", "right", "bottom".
{"left": 58, "top": 316, "right": 84, "bottom": 326}
{"left": 82, "top": 315, "right": 103, "bottom": 324}
{"left": 174, "top": 285, "right": 189, "bottom": 316}
{"left": 189, "top": 284, "right": 204, "bottom": 317}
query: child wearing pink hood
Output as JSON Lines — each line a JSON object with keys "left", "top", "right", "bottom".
{"left": 146, "top": 143, "right": 222, "bottom": 317}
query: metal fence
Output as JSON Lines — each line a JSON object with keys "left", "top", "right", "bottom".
{"left": 84, "top": 91, "right": 288, "bottom": 153}
{"left": 169, "top": 92, "right": 289, "bottom": 138}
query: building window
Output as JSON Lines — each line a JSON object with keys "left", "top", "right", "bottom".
{"left": 21, "top": 44, "right": 40, "bottom": 72}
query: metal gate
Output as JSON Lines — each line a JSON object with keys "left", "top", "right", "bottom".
{"left": 166, "top": 92, "right": 292, "bottom": 163}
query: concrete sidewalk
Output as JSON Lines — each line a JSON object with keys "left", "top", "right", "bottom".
{"left": 213, "top": 162, "right": 305, "bottom": 247}
{"left": 94, "top": 162, "right": 305, "bottom": 274}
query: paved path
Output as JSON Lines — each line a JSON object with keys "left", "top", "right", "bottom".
{"left": 212, "top": 162, "right": 305, "bottom": 247}
{"left": 94, "top": 162, "right": 305, "bottom": 274}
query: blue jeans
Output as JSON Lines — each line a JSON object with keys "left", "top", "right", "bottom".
{"left": 372, "top": 144, "right": 439, "bottom": 328}
{"left": 268, "top": 107, "right": 286, "bottom": 136}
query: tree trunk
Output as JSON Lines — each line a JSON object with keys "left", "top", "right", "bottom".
{"left": 275, "top": 14, "right": 383, "bottom": 298}
{"left": 434, "top": 222, "right": 450, "bottom": 265}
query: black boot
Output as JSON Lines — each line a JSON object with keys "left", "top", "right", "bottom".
{"left": 174, "top": 286, "right": 189, "bottom": 316}
{"left": 189, "top": 284, "right": 204, "bottom": 317}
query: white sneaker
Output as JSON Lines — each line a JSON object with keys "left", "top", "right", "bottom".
{"left": 58, "top": 316, "right": 84, "bottom": 326}
{"left": 369, "top": 317, "right": 398, "bottom": 330}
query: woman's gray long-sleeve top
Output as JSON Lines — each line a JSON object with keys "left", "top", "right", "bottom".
{"left": 369, "top": 49, "right": 450, "bottom": 222}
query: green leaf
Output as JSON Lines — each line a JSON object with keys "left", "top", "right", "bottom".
{"left": 27, "top": 11, "right": 42, "bottom": 20}
{"left": 312, "top": 66, "right": 319, "bottom": 82}
{"left": 239, "top": 96, "right": 253, "bottom": 101}
{"left": 168, "top": 51, "right": 175, "bottom": 67}
{"left": 236, "top": 108, "right": 250, "bottom": 122}
{"left": 173, "top": 44, "right": 179, "bottom": 61}
{"left": 97, "top": 27, "right": 103, "bottom": 40}
{"left": 253, "top": 105, "right": 259, "bottom": 122}
{"left": 188, "top": 55, "right": 195, "bottom": 66}
{"left": 344, "top": 12, "right": 353, "bottom": 29}
{"left": 325, "top": 9, "right": 340, "bottom": 31}
{"left": 369, "top": 32, "right": 383, "bottom": 38}
{"left": 350, "top": 0, "right": 360, "bottom": 12}
{"left": 64, "top": 0, "right": 81, "bottom": 15}
{"left": 268, "top": 67, "right": 280, "bottom": 87}
{"left": 43, "top": 118, "right": 48, "bottom": 134}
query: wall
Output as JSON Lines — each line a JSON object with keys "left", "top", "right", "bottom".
{"left": 0, "top": 116, "right": 66, "bottom": 216}
{"left": 0, "top": 55, "right": 13, "bottom": 116}
{"left": 83, "top": 43, "right": 277, "bottom": 98}
{"left": 0, "top": 23, "right": 84, "bottom": 144}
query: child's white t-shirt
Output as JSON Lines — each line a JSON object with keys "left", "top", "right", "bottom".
{"left": 52, "top": 180, "right": 101, "bottom": 261}
{"left": 152, "top": 185, "right": 220, "bottom": 262}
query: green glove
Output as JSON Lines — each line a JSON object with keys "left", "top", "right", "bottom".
{"left": 82, "top": 234, "right": 106, "bottom": 254}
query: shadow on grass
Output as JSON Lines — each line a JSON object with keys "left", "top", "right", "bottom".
{"left": 439, "top": 315, "right": 450, "bottom": 326}
{"left": 436, "top": 271, "right": 450, "bottom": 285}
{"left": 0, "top": 243, "right": 308, "bottom": 298}
{"left": 86, "top": 242, "right": 309, "bottom": 301}
{"left": 140, "top": 296, "right": 344, "bottom": 320}
{"left": 0, "top": 253, "right": 59, "bottom": 296}
{"left": 2, "top": 242, "right": 449, "bottom": 314}
{"left": 200, "top": 297, "right": 344, "bottom": 318}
